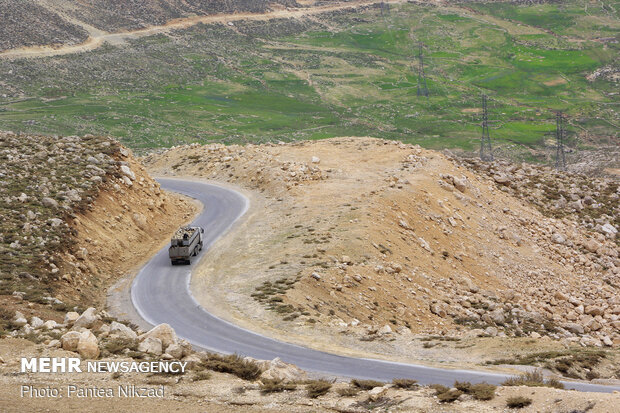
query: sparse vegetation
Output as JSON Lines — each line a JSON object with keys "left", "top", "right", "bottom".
{"left": 260, "top": 378, "right": 296, "bottom": 393}
{"left": 351, "top": 379, "right": 385, "bottom": 390}
{"left": 454, "top": 381, "right": 496, "bottom": 400}
{"left": 306, "top": 379, "right": 332, "bottom": 398}
{"left": 0, "top": 1, "right": 616, "bottom": 169}
{"left": 102, "top": 337, "right": 139, "bottom": 355}
{"left": 201, "top": 353, "right": 263, "bottom": 381}
{"left": 191, "top": 371, "right": 212, "bottom": 382}
{"left": 502, "top": 370, "right": 564, "bottom": 389}
{"left": 506, "top": 396, "right": 533, "bottom": 409}
{"left": 392, "top": 378, "right": 418, "bottom": 390}
{"left": 336, "top": 386, "right": 360, "bottom": 397}
{"left": 0, "top": 132, "right": 122, "bottom": 301}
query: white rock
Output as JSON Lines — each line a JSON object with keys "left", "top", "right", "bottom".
{"left": 13, "top": 311, "right": 27, "bottom": 327}
{"left": 138, "top": 337, "right": 163, "bottom": 355}
{"left": 378, "top": 324, "right": 392, "bottom": 334}
{"left": 42, "top": 320, "right": 58, "bottom": 330}
{"left": 73, "top": 307, "right": 98, "bottom": 329}
{"left": 139, "top": 323, "right": 177, "bottom": 349}
{"left": 61, "top": 331, "right": 82, "bottom": 351}
{"left": 601, "top": 223, "right": 617, "bottom": 238}
{"left": 41, "top": 197, "right": 58, "bottom": 208}
{"left": 64, "top": 312, "right": 80, "bottom": 325}
{"left": 77, "top": 330, "right": 100, "bottom": 359}
{"left": 120, "top": 165, "right": 135, "bottom": 180}
{"left": 311, "top": 156, "right": 320, "bottom": 164}
{"left": 110, "top": 321, "right": 137, "bottom": 340}
{"left": 165, "top": 343, "right": 183, "bottom": 359}
{"left": 259, "top": 357, "right": 307, "bottom": 381}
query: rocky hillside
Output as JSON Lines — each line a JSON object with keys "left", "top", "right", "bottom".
{"left": 0, "top": 131, "right": 194, "bottom": 311}
{"left": 0, "top": 0, "right": 299, "bottom": 51}
{"left": 0, "top": 0, "right": 88, "bottom": 52}
{"left": 457, "top": 157, "right": 619, "bottom": 246}
{"left": 144, "top": 138, "right": 619, "bottom": 366}
{"left": 2, "top": 306, "right": 619, "bottom": 412}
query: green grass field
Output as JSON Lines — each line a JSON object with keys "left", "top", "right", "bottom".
{"left": 0, "top": 0, "right": 617, "bottom": 162}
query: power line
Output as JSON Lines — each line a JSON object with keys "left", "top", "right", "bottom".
{"left": 480, "top": 94, "right": 493, "bottom": 162}
{"left": 380, "top": 0, "right": 390, "bottom": 17}
{"left": 555, "top": 111, "right": 567, "bottom": 170}
{"left": 416, "top": 42, "right": 429, "bottom": 98}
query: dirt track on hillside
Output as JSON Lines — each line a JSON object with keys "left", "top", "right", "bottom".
{"left": 0, "top": 0, "right": 406, "bottom": 59}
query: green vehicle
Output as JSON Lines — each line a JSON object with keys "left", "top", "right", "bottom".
{"left": 169, "top": 226, "right": 204, "bottom": 265}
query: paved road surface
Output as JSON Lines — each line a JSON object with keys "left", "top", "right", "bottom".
{"left": 130, "top": 178, "right": 620, "bottom": 392}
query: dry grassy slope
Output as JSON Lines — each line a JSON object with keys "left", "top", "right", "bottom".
{"left": 143, "top": 138, "right": 619, "bottom": 354}
{"left": 1, "top": 337, "right": 619, "bottom": 413}
{"left": 56, "top": 156, "right": 197, "bottom": 307}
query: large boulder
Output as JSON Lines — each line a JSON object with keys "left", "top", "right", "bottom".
{"left": 30, "top": 316, "right": 44, "bottom": 329}
{"left": 77, "top": 330, "right": 100, "bottom": 359}
{"left": 41, "top": 197, "right": 58, "bottom": 208}
{"left": 259, "top": 357, "right": 307, "bottom": 382}
{"left": 42, "top": 320, "right": 58, "bottom": 330}
{"left": 138, "top": 337, "right": 163, "bottom": 356}
{"left": 110, "top": 321, "right": 137, "bottom": 340}
{"left": 563, "top": 323, "right": 585, "bottom": 335}
{"left": 61, "top": 331, "right": 82, "bottom": 352}
{"left": 139, "top": 323, "right": 177, "bottom": 349}
{"left": 164, "top": 343, "right": 183, "bottom": 359}
{"left": 489, "top": 309, "right": 506, "bottom": 325}
{"left": 12, "top": 311, "right": 27, "bottom": 327}
{"left": 73, "top": 307, "right": 98, "bottom": 329}
{"left": 120, "top": 165, "right": 135, "bottom": 180}
{"left": 64, "top": 311, "right": 80, "bottom": 325}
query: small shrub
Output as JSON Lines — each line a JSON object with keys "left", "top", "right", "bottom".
{"left": 306, "top": 380, "right": 331, "bottom": 398}
{"left": 506, "top": 396, "right": 532, "bottom": 408}
{"left": 202, "top": 353, "right": 263, "bottom": 381}
{"left": 430, "top": 384, "right": 449, "bottom": 394}
{"left": 192, "top": 371, "right": 211, "bottom": 381}
{"left": 453, "top": 381, "right": 496, "bottom": 400}
{"left": 260, "top": 378, "right": 296, "bottom": 393}
{"left": 437, "top": 389, "right": 463, "bottom": 403}
{"left": 545, "top": 377, "right": 564, "bottom": 389}
{"left": 470, "top": 383, "right": 496, "bottom": 400}
{"left": 454, "top": 381, "right": 472, "bottom": 393}
{"left": 502, "top": 369, "right": 564, "bottom": 389}
{"left": 102, "top": 337, "right": 138, "bottom": 355}
{"left": 336, "top": 387, "right": 360, "bottom": 397}
{"left": 430, "top": 384, "right": 463, "bottom": 403}
{"left": 392, "top": 378, "right": 418, "bottom": 389}
{"left": 351, "top": 379, "right": 385, "bottom": 390}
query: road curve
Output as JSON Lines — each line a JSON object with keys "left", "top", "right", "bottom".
{"left": 131, "top": 178, "right": 620, "bottom": 393}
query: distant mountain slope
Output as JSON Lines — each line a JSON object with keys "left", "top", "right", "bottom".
{"left": 0, "top": 0, "right": 88, "bottom": 51}
{"left": 0, "top": 0, "right": 299, "bottom": 51}
{"left": 49, "top": 0, "right": 299, "bottom": 31}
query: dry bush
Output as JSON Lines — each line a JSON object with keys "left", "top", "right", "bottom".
{"left": 506, "top": 396, "right": 532, "bottom": 408}
{"left": 454, "top": 381, "right": 496, "bottom": 400}
{"left": 260, "top": 379, "right": 296, "bottom": 393}
{"left": 306, "top": 380, "right": 332, "bottom": 398}
{"left": 351, "top": 379, "right": 385, "bottom": 390}
{"left": 392, "top": 378, "right": 418, "bottom": 389}
{"left": 202, "top": 353, "right": 263, "bottom": 381}
{"left": 336, "top": 386, "right": 360, "bottom": 397}
{"left": 502, "top": 370, "right": 564, "bottom": 389}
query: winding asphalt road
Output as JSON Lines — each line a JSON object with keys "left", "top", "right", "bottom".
{"left": 130, "top": 178, "right": 620, "bottom": 393}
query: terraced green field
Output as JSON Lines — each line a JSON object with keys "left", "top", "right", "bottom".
{"left": 0, "top": 0, "right": 617, "bottom": 163}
